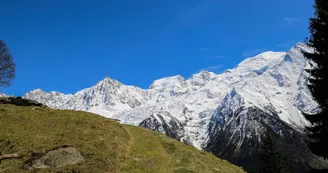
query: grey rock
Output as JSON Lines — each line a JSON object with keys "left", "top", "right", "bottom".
{"left": 139, "top": 111, "right": 185, "bottom": 140}
{"left": 24, "top": 147, "right": 84, "bottom": 170}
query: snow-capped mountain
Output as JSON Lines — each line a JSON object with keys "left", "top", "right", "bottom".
{"left": 204, "top": 88, "right": 312, "bottom": 172}
{"left": 24, "top": 43, "right": 321, "bottom": 172}
{"left": 25, "top": 77, "right": 154, "bottom": 116}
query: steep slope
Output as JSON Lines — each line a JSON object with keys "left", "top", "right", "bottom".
{"left": 204, "top": 88, "right": 313, "bottom": 173}
{"left": 0, "top": 104, "right": 245, "bottom": 173}
{"left": 139, "top": 111, "right": 185, "bottom": 141}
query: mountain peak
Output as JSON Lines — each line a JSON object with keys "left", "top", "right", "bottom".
{"left": 289, "top": 42, "right": 313, "bottom": 54}
{"left": 30, "top": 88, "right": 46, "bottom": 94}
{"left": 188, "top": 70, "right": 217, "bottom": 87}
{"left": 99, "top": 76, "right": 122, "bottom": 86}
{"left": 285, "top": 42, "right": 313, "bottom": 64}
{"left": 191, "top": 70, "right": 217, "bottom": 79}
{"left": 235, "top": 51, "right": 286, "bottom": 76}
{"left": 102, "top": 76, "right": 115, "bottom": 81}
{"left": 293, "top": 42, "right": 306, "bottom": 48}
{"left": 149, "top": 75, "right": 186, "bottom": 90}
{"left": 200, "top": 69, "right": 210, "bottom": 73}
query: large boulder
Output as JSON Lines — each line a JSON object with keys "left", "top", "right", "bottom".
{"left": 24, "top": 147, "right": 85, "bottom": 170}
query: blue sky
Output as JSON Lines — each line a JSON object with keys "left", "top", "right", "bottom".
{"left": 1, "top": 0, "right": 313, "bottom": 96}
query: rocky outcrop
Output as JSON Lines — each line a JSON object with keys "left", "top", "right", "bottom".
{"left": 24, "top": 147, "right": 84, "bottom": 170}
{"left": 139, "top": 111, "right": 185, "bottom": 140}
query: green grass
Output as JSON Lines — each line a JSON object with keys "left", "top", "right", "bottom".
{"left": 0, "top": 104, "right": 245, "bottom": 173}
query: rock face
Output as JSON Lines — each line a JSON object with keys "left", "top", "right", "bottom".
{"left": 139, "top": 111, "right": 185, "bottom": 140}
{"left": 204, "top": 89, "right": 312, "bottom": 172}
{"left": 23, "top": 43, "right": 325, "bottom": 172}
{"left": 24, "top": 147, "right": 85, "bottom": 170}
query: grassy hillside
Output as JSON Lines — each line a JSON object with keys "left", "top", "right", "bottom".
{"left": 0, "top": 104, "right": 245, "bottom": 173}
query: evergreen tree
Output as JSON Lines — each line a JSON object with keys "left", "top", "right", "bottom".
{"left": 302, "top": 0, "right": 328, "bottom": 161}
{"left": 0, "top": 40, "right": 15, "bottom": 88}
{"left": 259, "top": 127, "right": 289, "bottom": 173}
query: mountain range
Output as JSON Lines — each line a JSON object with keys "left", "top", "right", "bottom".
{"left": 23, "top": 43, "right": 324, "bottom": 172}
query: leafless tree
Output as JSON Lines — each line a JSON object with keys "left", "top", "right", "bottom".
{"left": 0, "top": 40, "right": 15, "bottom": 88}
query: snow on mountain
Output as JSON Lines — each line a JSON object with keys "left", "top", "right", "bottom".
{"left": 24, "top": 43, "right": 317, "bottom": 149}
{"left": 24, "top": 89, "right": 73, "bottom": 109}
{"left": 22, "top": 43, "right": 324, "bottom": 172}
{"left": 204, "top": 87, "right": 312, "bottom": 173}
{"left": 25, "top": 77, "right": 153, "bottom": 118}
{"left": 139, "top": 111, "right": 186, "bottom": 142}
{"left": 150, "top": 75, "right": 187, "bottom": 91}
